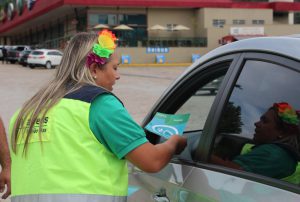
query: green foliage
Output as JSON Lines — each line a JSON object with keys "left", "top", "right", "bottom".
{"left": 218, "top": 102, "right": 243, "bottom": 134}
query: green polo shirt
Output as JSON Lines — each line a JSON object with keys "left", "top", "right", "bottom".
{"left": 89, "top": 94, "right": 148, "bottom": 159}
{"left": 233, "top": 144, "right": 297, "bottom": 179}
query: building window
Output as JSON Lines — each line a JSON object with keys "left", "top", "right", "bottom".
{"left": 88, "top": 13, "right": 147, "bottom": 26}
{"left": 118, "top": 14, "right": 146, "bottom": 25}
{"left": 294, "top": 12, "right": 300, "bottom": 24}
{"left": 213, "top": 19, "right": 226, "bottom": 28}
{"left": 88, "top": 14, "right": 117, "bottom": 26}
{"left": 166, "top": 24, "right": 177, "bottom": 31}
{"left": 252, "top": 19, "right": 265, "bottom": 25}
{"left": 88, "top": 13, "right": 147, "bottom": 47}
{"left": 233, "top": 19, "right": 245, "bottom": 25}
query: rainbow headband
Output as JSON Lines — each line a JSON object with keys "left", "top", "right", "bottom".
{"left": 86, "top": 29, "right": 117, "bottom": 67}
{"left": 274, "top": 102, "right": 300, "bottom": 125}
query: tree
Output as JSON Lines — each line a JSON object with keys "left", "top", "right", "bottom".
{"left": 217, "top": 102, "right": 243, "bottom": 134}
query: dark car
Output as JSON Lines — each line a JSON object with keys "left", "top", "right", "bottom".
{"left": 19, "top": 50, "right": 32, "bottom": 67}
{"left": 7, "top": 45, "right": 31, "bottom": 64}
{"left": 0, "top": 45, "right": 11, "bottom": 62}
{"left": 0, "top": 46, "right": 3, "bottom": 60}
{"left": 128, "top": 37, "right": 300, "bottom": 202}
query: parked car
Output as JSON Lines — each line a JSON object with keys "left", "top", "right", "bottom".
{"left": 18, "top": 50, "right": 32, "bottom": 67}
{"left": 0, "top": 45, "right": 3, "bottom": 59}
{"left": 196, "top": 77, "right": 223, "bottom": 95}
{"left": 128, "top": 37, "right": 300, "bottom": 201}
{"left": 0, "top": 45, "right": 11, "bottom": 61}
{"left": 27, "top": 49, "right": 63, "bottom": 69}
{"left": 7, "top": 45, "right": 31, "bottom": 64}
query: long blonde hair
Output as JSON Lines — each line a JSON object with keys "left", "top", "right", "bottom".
{"left": 11, "top": 32, "right": 98, "bottom": 154}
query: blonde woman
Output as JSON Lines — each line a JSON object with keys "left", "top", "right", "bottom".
{"left": 9, "top": 31, "right": 187, "bottom": 202}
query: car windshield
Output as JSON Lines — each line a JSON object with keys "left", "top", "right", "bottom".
{"left": 15, "top": 47, "right": 25, "bottom": 51}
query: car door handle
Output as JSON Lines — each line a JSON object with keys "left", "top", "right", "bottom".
{"left": 152, "top": 188, "right": 170, "bottom": 202}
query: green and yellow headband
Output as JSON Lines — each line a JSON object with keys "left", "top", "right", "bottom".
{"left": 86, "top": 29, "right": 117, "bottom": 67}
{"left": 274, "top": 102, "right": 300, "bottom": 125}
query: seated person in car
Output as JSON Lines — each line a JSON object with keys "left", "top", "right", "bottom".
{"left": 210, "top": 102, "right": 300, "bottom": 179}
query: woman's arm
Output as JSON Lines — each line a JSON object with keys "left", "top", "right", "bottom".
{"left": 0, "top": 118, "right": 11, "bottom": 199}
{"left": 126, "top": 135, "right": 187, "bottom": 173}
{"left": 210, "top": 154, "right": 242, "bottom": 170}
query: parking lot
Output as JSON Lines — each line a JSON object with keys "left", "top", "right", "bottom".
{"left": 0, "top": 63, "right": 187, "bottom": 201}
{"left": 0, "top": 63, "right": 187, "bottom": 130}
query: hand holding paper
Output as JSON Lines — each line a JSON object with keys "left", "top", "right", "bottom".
{"left": 145, "top": 112, "right": 190, "bottom": 139}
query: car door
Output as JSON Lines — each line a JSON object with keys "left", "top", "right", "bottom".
{"left": 204, "top": 53, "right": 300, "bottom": 201}
{"left": 128, "top": 54, "right": 238, "bottom": 202}
{"left": 52, "top": 51, "right": 62, "bottom": 65}
{"left": 128, "top": 52, "right": 300, "bottom": 201}
{"left": 56, "top": 51, "right": 63, "bottom": 65}
{"left": 47, "top": 51, "right": 58, "bottom": 66}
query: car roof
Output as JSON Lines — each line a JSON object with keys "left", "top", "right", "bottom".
{"left": 156, "top": 36, "right": 300, "bottom": 107}
{"left": 186, "top": 36, "right": 300, "bottom": 75}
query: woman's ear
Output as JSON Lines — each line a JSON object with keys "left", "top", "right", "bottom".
{"left": 89, "top": 63, "right": 98, "bottom": 76}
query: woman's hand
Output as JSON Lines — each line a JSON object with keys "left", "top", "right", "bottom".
{"left": 169, "top": 135, "right": 187, "bottom": 154}
{"left": 0, "top": 167, "right": 11, "bottom": 199}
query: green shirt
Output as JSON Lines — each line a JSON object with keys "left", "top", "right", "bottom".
{"left": 89, "top": 94, "right": 148, "bottom": 159}
{"left": 233, "top": 144, "right": 297, "bottom": 179}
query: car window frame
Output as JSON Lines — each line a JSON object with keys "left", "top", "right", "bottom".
{"left": 140, "top": 51, "right": 300, "bottom": 195}
{"left": 201, "top": 52, "right": 300, "bottom": 194}
{"left": 142, "top": 54, "right": 241, "bottom": 147}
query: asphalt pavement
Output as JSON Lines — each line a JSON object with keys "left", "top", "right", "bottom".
{"left": 0, "top": 63, "right": 187, "bottom": 127}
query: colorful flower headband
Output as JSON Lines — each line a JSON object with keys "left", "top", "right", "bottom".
{"left": 86, "top": 29, "right": 117, "bottom": 67}
{"left": 274, "top": 102, "right": 300, "bottom": 125}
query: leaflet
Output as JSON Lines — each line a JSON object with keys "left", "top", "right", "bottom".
{"left": 145, "top": 112, "right": 190, "bottom": 139}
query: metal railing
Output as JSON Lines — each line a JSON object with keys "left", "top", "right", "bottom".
{"left": 117, "top": 37, "right": 207, "bottom": 47}
{"left": 32, "top": 36, "right": 207, "bottom": 49}
{"left": 34, "top": 35, "right": 72, "bottom": 50}
{"left": 22, "top": 35, "right": 207, "bottom": 50}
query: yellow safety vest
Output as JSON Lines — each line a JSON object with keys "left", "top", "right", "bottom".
{"left": 10, "top": 85, "right": 128, "bottom": 202}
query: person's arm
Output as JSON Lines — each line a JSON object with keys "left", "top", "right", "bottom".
{"left": 210, "top": 154, "right": 242, "bottom": 170}
{"left": 126, "top": 135, "right": 187, "bottom": 173}
{"left": 0, "top": 117, "right": 11, "bottom": 199}
{"left": 90, "top": 94, "right": 187, "bottom": 173}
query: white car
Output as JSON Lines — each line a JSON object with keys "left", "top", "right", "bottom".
{"left": 128, "top": 36, "right": 300, "bottom": 201}
{"left": 27, "top": 49, "right": 63, "bottom": 69}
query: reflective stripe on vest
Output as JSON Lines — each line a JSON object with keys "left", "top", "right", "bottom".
{"left": 12, "top": 194, "right": 127, "bottom": 202}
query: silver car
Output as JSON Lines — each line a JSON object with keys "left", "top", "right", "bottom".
{"left": 128, "top": 37, "right": 300, "bottom": 201}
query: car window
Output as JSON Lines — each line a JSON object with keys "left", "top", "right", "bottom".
{"left": 32, "top": 51, "right": 44, "bottom": 55}
{"left": 143, "top": 60, "right": 232, "bottom": 162}
{"left": 16, "top": 47, "right": 25, "bottom": 51}
{"left": 211, "top": 59, "right": 300, "bottom": 183}
{"left": 53, "top": 51, "right": 62, "bottom": 56}
{"left": 176, "top": 75, "right": 225, "bottom": 131}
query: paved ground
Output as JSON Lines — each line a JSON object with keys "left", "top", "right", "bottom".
{"left": 0, "top": 63, "right": 187, "bottom": 201}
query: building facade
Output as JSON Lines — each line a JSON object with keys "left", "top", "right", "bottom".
{"left": 1, "top": 0, "right": 300, "bottom": 64}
